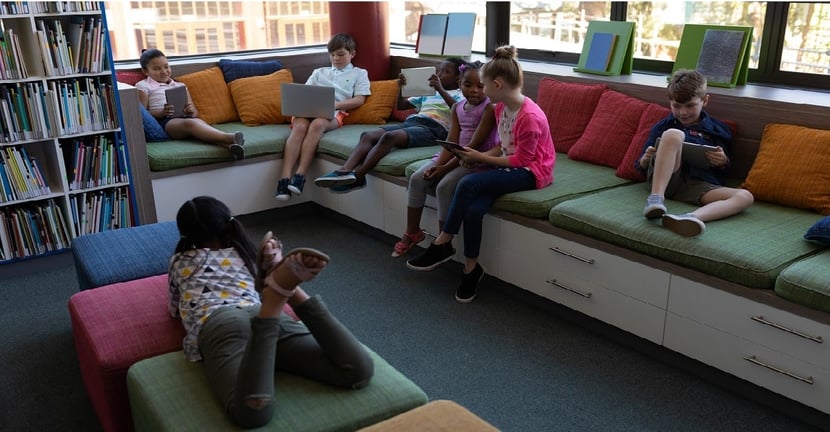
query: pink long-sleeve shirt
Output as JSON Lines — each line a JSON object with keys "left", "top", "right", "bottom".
{"left": 495, "top": 97, "right": 556, "bottom": 189}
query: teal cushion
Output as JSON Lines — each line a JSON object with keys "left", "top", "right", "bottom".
{"left": 804, "top": 215, "right": 830, "bottom": 245}
{"left": 127, "top": 349, "right": 428, "bottom": 432}
{"left": 146, "top": 123, "right": 290, "bottom": 171}
{"left": 775, "top": 251, "right": 830, "bottom": 313}
{"left": 549, "top": 183, "right": 825, "bottom": 288}
{"left": 318, "top": 124, "right": 439, "bottom": 176}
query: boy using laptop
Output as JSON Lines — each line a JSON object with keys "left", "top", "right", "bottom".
{"left": 275, "top": 33, "right": 371, "bottom": 200}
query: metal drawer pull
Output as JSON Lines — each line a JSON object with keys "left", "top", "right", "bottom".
{"left": 750, "top": 315, "right": 823, "bottom": 344}
{"left": 743, "top": 355, "right": 814, "bottom": 384}
{"left": 549, "top": 247, "right": 595, "bottom": 264}
{"left": 547, "top": 279, "right": 592, "bottom": 298}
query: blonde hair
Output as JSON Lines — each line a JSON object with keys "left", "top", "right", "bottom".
{"left": 481, "top": 45, "right": 523, "bottom": 88}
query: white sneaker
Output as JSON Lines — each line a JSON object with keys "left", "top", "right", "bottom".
{"left": 662, "top": 213, "right": 705, "bottom": 237}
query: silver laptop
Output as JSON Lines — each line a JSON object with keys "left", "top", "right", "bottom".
{"left": 280, "top": 83, "right": 336, "bottom": 119}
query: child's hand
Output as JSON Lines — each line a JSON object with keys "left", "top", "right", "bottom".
{"left": 398, "top": 73, "right": 407, "bottom": 86}
{"left": 428, "top": 74, "right": 444, "bottom": 91}
{"left": 423, "top": 165, "right": 439, "bottom": 180}
{"left": 163, "top": 103, "right": 175, "bottom": 118}
{"left": 639, "top": 145, "right": 657, "bottom": 168}
{"left": 183, "top": 103, "right": 195, "bottom": 118}
{"left": 706, "top": 146, "right": 728, "bottom": 167}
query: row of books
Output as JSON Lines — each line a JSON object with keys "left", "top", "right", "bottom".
{"left": 69, "top": 186, "right": 133, "bottom": 236}
{"left": 0, "top": 28, "right": 27, "bottom": 80}
{"left": 62, "top": 134, "right": 130, "bottom": 191}
{"left": 34, "top": 16, "right": 107, "bottom": 77}
{"left": 0, "top": 198, "right": 71, "bottom": 261}
{"left": 0, "top": 145, "right": 50, "bottom": 203}
{"left": 30, "top": 2, "right": 101, "bottom": 14}
{"left": 0, "top": 1, "right": 29, "bottom": 15}
{"left": 0, "top": 77, "right": 119, "bottom": 143}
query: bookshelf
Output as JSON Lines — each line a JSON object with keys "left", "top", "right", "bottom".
{"left": 0, "top": 2, "right": 135, "bottom": 264}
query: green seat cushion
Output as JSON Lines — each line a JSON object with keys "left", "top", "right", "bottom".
{"left": 405, "top": 157, "right": 632, "bottom": 219}
{"left": 147, "top": 123, "right": 290, "bottom": 171}
{"left": 775, "top": 251, "right": 830, "bottom": 313}
{"left": 318, "top": 124, "right": 441, "bottom": 176}
{"left": 549, "top": 183, "right": 824, "bottom": 288}
{"left": 127, "top": 349, "right": 428, "bottom": 432}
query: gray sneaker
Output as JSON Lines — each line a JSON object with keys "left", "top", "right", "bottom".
{"left": 643, "top": 194, "right": 666, "bottom": 218}
{"left": 314, "top": 170, "right": 356, "bottom": 188}
{"left": 662, "top": 213, "right": 705, "bottom": 237}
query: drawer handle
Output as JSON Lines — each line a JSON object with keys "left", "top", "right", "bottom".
{"left": 549, "top": 247, "right": 595, "bottom": 264}
{"left": 547, "top": 279, "right": 592, "bottom": 298}
{"left": 750, "top": 315, "right": 823, "bottom": 344}
{"left": 743, "top": 355, "right": 814, "bottom": 385}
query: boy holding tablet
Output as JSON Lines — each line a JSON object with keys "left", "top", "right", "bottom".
{"left": 636, "top": 69, "right": 754, "bottom": 237}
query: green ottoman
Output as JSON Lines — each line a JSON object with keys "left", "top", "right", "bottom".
{"left": 127, "top": 350, "right": 428, "bottom": 432}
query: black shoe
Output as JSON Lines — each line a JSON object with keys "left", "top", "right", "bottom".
{"left": 275, "top": 178, "right": 291, "bottom": 201}
{"left": 288, "top": 174, "right": 305, "bottom": 196}
{"left": 330, "top": 176, "right": 366, "bottom": 194}
{"left": 406, "top": 242, "right": 455, "bottom": 271}
{"left": 456, "top": 263, "right": 483, "bottom": 303}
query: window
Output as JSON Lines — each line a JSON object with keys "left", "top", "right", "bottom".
{"left": 387, "top": 1, "right": 487, "bottom": 53}
{"left": 781, "top": 3, "right": 830, "bottom": 75}
{"left": 510, "top": 1, "right": 611, "bottom": 55}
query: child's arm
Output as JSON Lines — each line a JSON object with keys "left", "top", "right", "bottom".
{"left": 337, "top": 68, "right": 371, "bottom": 112}
{"left": 183, "top": 90, "right": 198, "bottom": 118}
{"left": 427, "top": 73, "right": 456, "bottom": 107}
{"left": 336, "top": 95, "right": 366, "bottom": 112}
{"left": 433, "top": 104, "right": 462, "bottom": 168}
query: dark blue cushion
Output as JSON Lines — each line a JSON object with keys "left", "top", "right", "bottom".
{"left": 219, "top": 58, "right": 283, "bottom": 83}
{"left": 141, "top": 104, "right": 170, "bottom": 142}
{"left": 804, "top": 215, "right": 830, "bottom": 246}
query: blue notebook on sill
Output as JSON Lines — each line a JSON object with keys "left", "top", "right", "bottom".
{"left": 584, "top": 32, "right": 618, "bottom": 72}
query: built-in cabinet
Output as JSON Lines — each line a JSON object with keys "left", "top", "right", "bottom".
{"left": 0, "top": 2, "right": 134, "bottom": 263}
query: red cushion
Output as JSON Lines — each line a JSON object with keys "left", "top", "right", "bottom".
{"left": 391, "top": 106, "right": 417, "bottom": 122}
{"left": 568, "top": 90, "right": 649, "bottom": 168}
{"left": 116, "top": 70, "right": 146, "bottom": 86}
{"left": 615, "top": 103, "right": 671, "bottom": 181}
{"left": 535, "top": 78, "right": 607, "bottom": 153}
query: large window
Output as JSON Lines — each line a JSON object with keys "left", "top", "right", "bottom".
{"left": 388, "top": 1, "right": 487, "bottom": 53}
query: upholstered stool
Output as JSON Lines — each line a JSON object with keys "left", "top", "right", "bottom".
{"left": 358, "top": 400, "right": 499, "bottom": 431}
{"left": 71, "top": 220, "right": 180, "bottom": 290}
{"left": 127, "top": 350, "right": 429, "bottom": 432}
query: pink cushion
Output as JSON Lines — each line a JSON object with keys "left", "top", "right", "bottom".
{"left": 535, "top": 78, "right": 607, "bottom": 153}
{"left": 568, "top": 90, "right": 649, "bottom": 168}
{"left": 615, "top": 103, "right": 671, "bottom": 181}
{"left": 69, "top": 274, "right": 298, "bottom": 432}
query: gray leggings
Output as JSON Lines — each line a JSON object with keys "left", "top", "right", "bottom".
{"left": 198, "top": 295, "right": 374, "bottom": 428}
{"left": 408, "top": 161, "right": 474, "bottom": 223}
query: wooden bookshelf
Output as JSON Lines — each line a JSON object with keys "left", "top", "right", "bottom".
{"left": 0, "top": 1, "right": 136, "bottom": 263}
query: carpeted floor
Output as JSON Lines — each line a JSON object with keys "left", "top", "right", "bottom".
{"left": 0, "top": 203, "right": 826, "bottom": 431}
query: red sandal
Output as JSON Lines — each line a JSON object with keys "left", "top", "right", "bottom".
{"left": 392, "top": 230, "right": 426, "bottom": 258}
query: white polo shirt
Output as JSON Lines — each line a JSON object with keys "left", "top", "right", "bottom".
{"left": 305, "top": 63, "right": 371, "bottom": 106}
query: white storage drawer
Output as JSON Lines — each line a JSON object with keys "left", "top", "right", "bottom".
{"left": 499, "top": 220, "right": 670, "bottom": 309}
{"left": 669, "top": 277, "right": 829, "bottom": 370}
{"left": 665, "top": 312, "right": 830, "bottom": 414}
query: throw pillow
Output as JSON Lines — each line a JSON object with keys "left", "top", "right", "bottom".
{"left": 392, "top": 106, "right": 417, "bottom": 122}
{"left": 116, "top": 70, "right": 146, "bottom": 86}
{"left": 219, "top": 59, "right": 284, "bottom": 83}
{"left": 567, "top": 90, "right": 649, "bottom": 168}
{"left": 177, "top": 66, "right": 238, "bottom": 124}
{"left": 229, "top": 69, "right": 294, "bottom": 125}
{"left": 535, "top": 78, "right": 608, "bottom": 153}
{"left": 140, "top": 103, "right": 170, "bottom": 142}
{"left": 804, "top": 215, "right": 830, "bottom": 245}
{"left": 742, "top": 123, "right": 830, "bottom": 215}
{"left": 615, "top": 103, "right": 670, "bottom": 181}
{"left": 343, "top": 79, "right": 399, "bottom": 125}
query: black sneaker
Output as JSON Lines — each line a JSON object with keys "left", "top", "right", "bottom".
{"left": 275, "top": 178, "right": 291, "bottom": 201}
{"left": 288, "top": 174, "right": 305, "bottom": 196}
{"left": 330, "top": 176, "right": 366, "bottom": 194}
{"left": 406, "top": 242, "right": 455, "bottom": 271}
{"left": 456, "top": 263, "right": 483, "bottom": 303}
{"left": 314, "top": 170, "right": 356, "bottom": 188}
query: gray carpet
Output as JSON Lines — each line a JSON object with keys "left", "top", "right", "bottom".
{"left": 0, "top": 203, "right": 825, "bottom": 432}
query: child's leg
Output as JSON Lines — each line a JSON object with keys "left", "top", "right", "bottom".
{"left": 354, "top": 129, "right": 408, "bottom": 178}
{"left": 165, "top": 118, "right": 236, "bottom": 146}
{"left": 296, "top": 118, "right": 338, "bottom": 176}
{"left": 435, "top": 166, "right": 473, "bottom": 227}
{"left": 650, "top": 129, "right": 684, "bottom": 196}
{"left": 281, "top": 118, "right": 311, "bottom": 179}
{"left": 341, "top": 128, "right": 386, "bottom": 171}
{"left": 276, "top": 294, "right": 374, "bottom": 389}
{"left": 405, "top": 162, "right": 434, "bottom": 232}
{"left": 694, "top": 186, "right": 755, "bottom": 222}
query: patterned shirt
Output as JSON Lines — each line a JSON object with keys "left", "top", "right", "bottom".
{"left": 168, "top": 248, "right": 261, "bottom": 361}
{"left": 407, "top": 89, "right": 463, "bottom": 130}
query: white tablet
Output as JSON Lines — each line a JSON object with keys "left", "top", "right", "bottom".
{"left": 401, "top": 66, "right": 436, "bottom": 97}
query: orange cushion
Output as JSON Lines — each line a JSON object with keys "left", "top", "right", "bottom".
{"left": 343, "top": 79, "right": 399, "bottom": 125}
{"left": 742, "top": 123, "right": 830, "bottom": 215}
{"left": 568, "top": 90, "right": 648, "bottom": 168}
{"left": 615, "top": 103, "right": 671, "bottom": 181}
{"left": 176, "top": 67, "right": 238, "bottom": 124}
{"left": 535, "top": 78, "right": 607, "bottom": 153}
{"left": 229, "top": 69, "right": 294, "bottom": 126}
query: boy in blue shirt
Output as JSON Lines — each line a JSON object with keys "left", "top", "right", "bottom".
{"left": 637, "top": 69, "right": 754, "bottom": 237}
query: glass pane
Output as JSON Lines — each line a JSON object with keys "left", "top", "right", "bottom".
{"left": 626, "top": 1, "right": 765, "bottom": 68}
{"left": 510, "top": 2, "right": 611, "bottom": 54}
{"left": 388, "top": 1, "right": 487, "bottom": 53}
{"left": 105, "top": 1, "right": 330, "bottom": 61}
{"left": 782, "top": 3, "right": 830, "bottom": 75}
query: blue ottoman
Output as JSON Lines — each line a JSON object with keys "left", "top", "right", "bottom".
{"left": 71, "top": 221, "right": 179, "bottom": 290}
